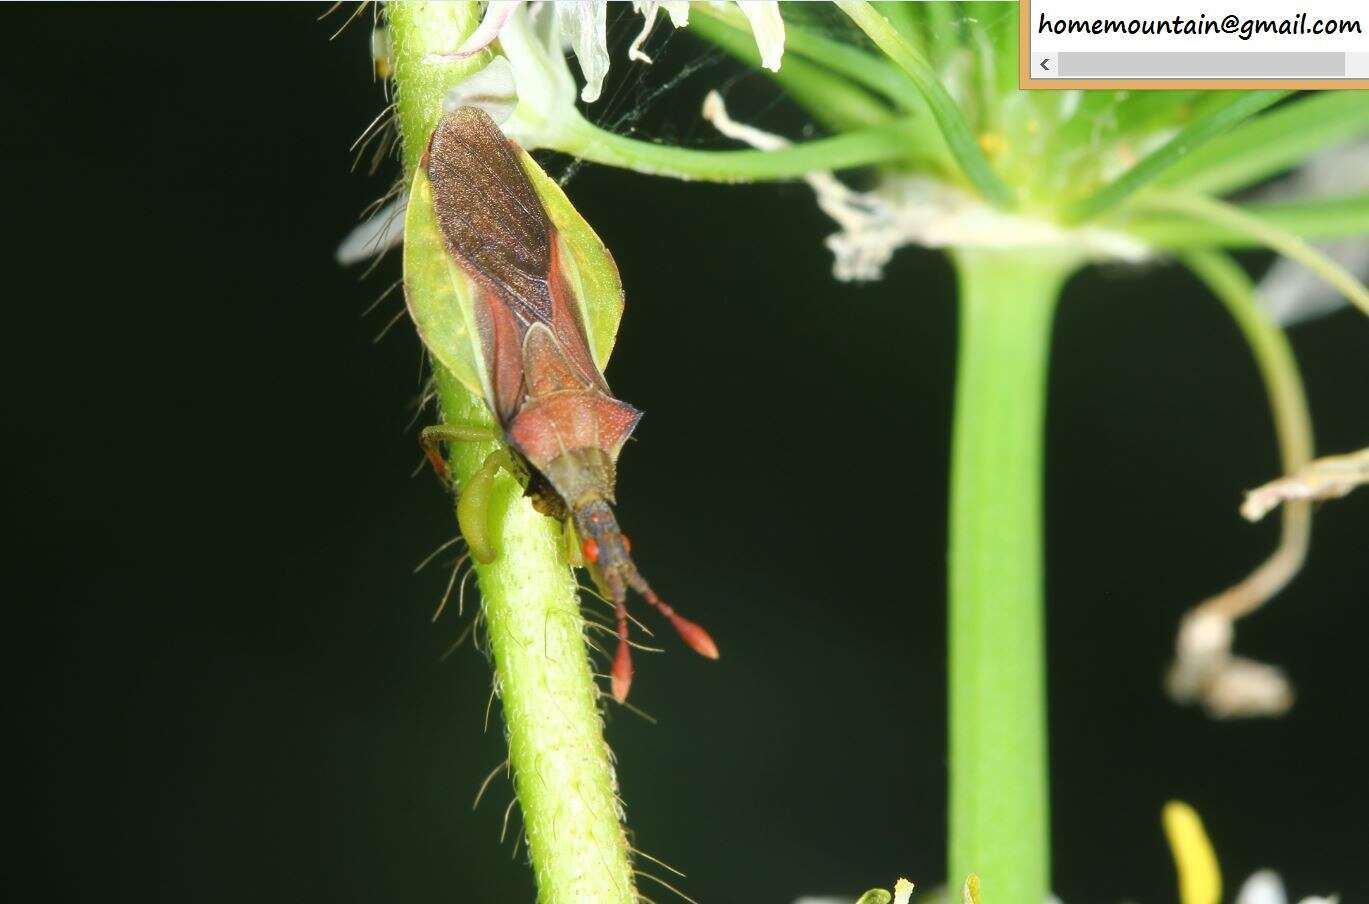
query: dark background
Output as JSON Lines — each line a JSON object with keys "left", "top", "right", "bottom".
{"left": 6, "top": 6, "right": 1366, "bottom": 903}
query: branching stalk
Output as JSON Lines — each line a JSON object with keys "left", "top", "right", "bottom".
{"left": 947, "top": 249, "right": 1078, "bottom": 904}
{"left": 387, "top": 4, "right": 635, "bottom": 901}
{"left": 553, "top": 112, "right": 922, "bottom": 181}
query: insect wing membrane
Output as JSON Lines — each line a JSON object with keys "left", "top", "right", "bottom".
{"left": 514, "top": 152, "right": 624, "bottom": 371}
{"left": 403, "top": 106, "right": 627, "bottom": 420}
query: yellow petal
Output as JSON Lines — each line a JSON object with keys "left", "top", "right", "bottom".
{"left": 1163, "top": 801, "right": 1222, "bottom": 904}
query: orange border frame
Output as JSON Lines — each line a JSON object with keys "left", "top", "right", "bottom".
{"left": 1019, "top": 0, "right": 1369, "bottom": 89}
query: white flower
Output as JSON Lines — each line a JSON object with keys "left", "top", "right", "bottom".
{"left": 700, "top": 90, "right": 1148, "bottom": 282}
{"left": 1236, "top": 870, "right": 1339, "bottom": 904}
{"left": 426, "top": 1, "right": 784, "bottom": 103}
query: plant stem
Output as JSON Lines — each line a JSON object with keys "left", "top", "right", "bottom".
{"left": 387, "top": 4, "right": 636, "bottom": 901}
{"left": 947, "top": 249, "right": 1077, "bottom": 904}
{"left": 554, "top": 112, "right": 922, "bottom": 181}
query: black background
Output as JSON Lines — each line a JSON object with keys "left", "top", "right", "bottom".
{"left": 6, "top": 6, "right": 1367, "bottom": 903}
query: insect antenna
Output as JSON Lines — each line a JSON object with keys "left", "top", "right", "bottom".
{"left": 637, "top": 585, "right": 718, "bottom": 660}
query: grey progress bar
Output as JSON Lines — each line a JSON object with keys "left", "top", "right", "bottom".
{"left": 1057, "top": 51, "right": 1345, "bottom": 78}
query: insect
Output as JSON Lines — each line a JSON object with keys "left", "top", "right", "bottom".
{"left": 404, "top": 106, "right": 718, "bottom": 702}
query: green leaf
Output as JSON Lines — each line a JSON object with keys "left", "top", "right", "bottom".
{"left": 1158, "top": 91, "right": 1369, "bottom": 196}
{"left": 1126, "top": 193, "right": 1369, "bottom": 247}
{"left": 1063, "top": 91, "right": 1290, "bottom": 224}
{"left": 1139, "top": 191, "right": 1369, "bottom": 317}
{"left": 835, "top": 0, "right": 1016, "bottom": 208}
{"left": 687, "top": 11, "right": 896, "bottom": 132}
{"left": 403, "top": 147, "right": 625, "bottom": 402}
{"left": 698, "top": 2, "right": 923, "bottom": 113}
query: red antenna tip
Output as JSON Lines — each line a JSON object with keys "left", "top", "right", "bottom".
{"left": 668, "top": 613, "right": 720, "bottom": 660}
{"left": 611, "top": 639, "right": 634, "bottom": 702}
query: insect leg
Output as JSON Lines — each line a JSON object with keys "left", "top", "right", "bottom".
{"left": 419, "top": 423, "right": 500, "bottom": 483}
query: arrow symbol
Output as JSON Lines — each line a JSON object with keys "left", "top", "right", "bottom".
{"left": 1039, "top": 57, "right": 1051, "bottom": 71}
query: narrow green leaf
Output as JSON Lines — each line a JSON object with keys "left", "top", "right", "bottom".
{"left": 1064, "top": 91, "right": 1290, "bottom": 224}
{"left": 1158, "top": 91, "right": 1369, "bottom": 196}
{"left": 696, "top": 2, "right": 923, "bottom": 112}
{"left": 835, "top": 0, "right": 1016, "bottom": 207}
{"left": 1141, "top": 191, "right": 1369, "bottom": 317}
{"left": 687, "top": 12, "right": 896, "bottom": 132}
{"left": 1127, "top": 193, "right": 1369, "bottom": 248}
{"left": 557, "top": 113, "right": 929, "bottom": 181}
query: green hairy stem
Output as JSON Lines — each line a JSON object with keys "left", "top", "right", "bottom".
{"left": 387, "top": 4, "right": 636, "bottom": 902}
{"left": 947, "top": 250, "right": 1078, "bottom": 904}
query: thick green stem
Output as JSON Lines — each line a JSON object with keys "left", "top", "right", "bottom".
{"left": 387, "top": 4, "right": 636, "bottom": 902}
{"left": 947, "top": 249, "right": 1078, "bottom": 904}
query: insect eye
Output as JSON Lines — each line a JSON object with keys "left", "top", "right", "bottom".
{"left": 620, "top": 534, "right": 632, "bottom": 554}
{"left": 581, "top": 537, "right": 600, "bottom": 564}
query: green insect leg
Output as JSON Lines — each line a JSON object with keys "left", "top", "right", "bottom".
{"left": 419, "top": 423, "right": 500, "bottom": 483}
{"left": 419, "top": 424, "right": 520, "bottom": 564}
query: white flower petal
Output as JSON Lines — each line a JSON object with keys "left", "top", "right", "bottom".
{"left": 442, "top": 56, "right": 518, "bottom": 124}
{"left": 497, "top": 3, "right": 580, "bottom": 150}
{"left": 701, "top": 91, "right": 1146, "bottom": 282}
{"left": 629, "top": 1, "right": 662, "bottom": 64}
{"left": 1238, "top": 872, "right": 1290, "bottom": 904}
{"left": 733, "top": 0, "right": 785, "bottom": 71}
{"left": 556, "top": 0, "right": 610, "bottom": 102}
{"left": 1255, "top": 139, "right": 1369, "bottom": 326}
{"left": 629, "top": 0, "right": 689, "bottom": 64}
{"left": 336, "top": 193, "right": 408, "bottom": 266}
{"left": 660, "top": 0, "right": 690, "bottom": 27}
{"left": 452, "top": 0, "right": 523, "bottom": 59}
